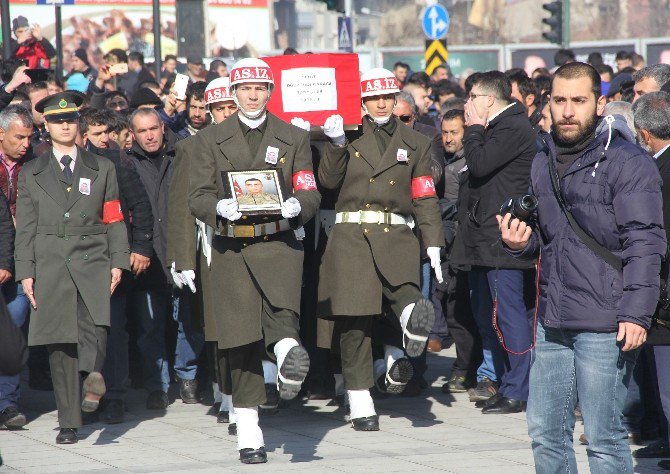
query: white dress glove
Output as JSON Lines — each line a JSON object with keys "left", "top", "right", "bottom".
{"left": 281, "top": 197, "right": 301, "bottom": 219}
{"left": 170, "top": 262, "right": 197, "bottom": 292}
{"left": 427, "top": 247, "right": 443, "bottom": 284}
{"left": 216, "top": 198, "right": 242, "bottom": 221}
{"left": 181, "top": 270, "right": 196, "bottom": 293}
{"left": 291, "top": 117, "right": 311, "bottom": 131}
{"left": 170, "top": 262, "right": 184, "bottom": 289}
{"left": 321, "top": 114, "right": 346, "bottom": 146}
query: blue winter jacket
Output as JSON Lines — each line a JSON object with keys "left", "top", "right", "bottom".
{"left": 509, "top": 127, "right": 666, "bottom": 332}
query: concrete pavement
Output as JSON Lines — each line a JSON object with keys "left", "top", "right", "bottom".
{"left": 0, "top": 345, "right": 665, "bottom": 473}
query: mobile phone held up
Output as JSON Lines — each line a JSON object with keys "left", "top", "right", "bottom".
{"left": 173, "top": 73, "right": 189, "bottom": 101}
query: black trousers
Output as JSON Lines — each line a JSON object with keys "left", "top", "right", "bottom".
{"left": 47, "top": 293, "right": 107, "bottom": 428}
{"left": 441, "top": 269, "right": 482, "bottom": 379}
{"left": 334, "top": 282, "right": 420, "bottom": 390}
{"left": 216, "top": 300, "right": 300, "bottom": 408}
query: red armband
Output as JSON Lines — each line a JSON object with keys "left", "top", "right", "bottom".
{"left": 411, "top": 176, "right": 437, "bottom": 199}
{"left": 292, "top": 170, "right": 318, "bottom": 191}
{"left": 103, "top": 200, "right": 124, "bottom": 224}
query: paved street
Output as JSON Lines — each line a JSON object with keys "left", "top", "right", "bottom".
{"left": 0, "top": 346, "right": 665, "bottom": 473}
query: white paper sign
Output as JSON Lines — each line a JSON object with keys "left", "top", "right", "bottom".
{"left": 281, "top": 67, "right": 338, "bottom": 113}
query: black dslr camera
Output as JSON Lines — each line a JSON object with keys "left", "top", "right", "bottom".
{"left": 500, "top": 195, "right": 538, "bottom": 223}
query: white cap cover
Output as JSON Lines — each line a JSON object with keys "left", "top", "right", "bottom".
{"left": 360, "top": 68, "right": 400, "bottom": 98}
{"left": 204, "top": 77, "right": 234, "bottom": 105}
{"left": 229, "top": 58, "right": 275, "bottom": 88}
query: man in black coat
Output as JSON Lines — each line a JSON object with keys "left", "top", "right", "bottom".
{"left": 126, "top": 108, "right": 203, "bottom": 409}
{"left": 392, "top": 90, "right": 446, "bottom": 392}
{"left": 632, "top": 91, "right": 670, "bottom": 466}
{"left": 80, "top": 107, "right": 154, "bottom": 423}
{"left": 450, "top": 71, "right": 536, "bottom": 414}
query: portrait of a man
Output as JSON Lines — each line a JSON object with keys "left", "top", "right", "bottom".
{"left": 237, "top": 178, "right": 281, "bottom": 206}
{"left": 224, "top": 170, "right": 285, "bottom": 215}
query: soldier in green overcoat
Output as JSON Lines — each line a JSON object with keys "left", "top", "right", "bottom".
{"left": 187, "top": 58, "right": 320, "bottom": 464}
{"left": 317, "top": 68, "right": 444, "bottom": 431}
{"left": 14, "top": 92, "right": 129, "bottom": 444}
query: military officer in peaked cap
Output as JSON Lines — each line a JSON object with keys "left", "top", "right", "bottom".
{"left": 187, "top": 58, "right": 320, "bottom": 464}
{"left": 14, "top": 91, "right": 130, "bottom": 444}
{"left": 318, "top": 68, "right": 444, "bottom": 431}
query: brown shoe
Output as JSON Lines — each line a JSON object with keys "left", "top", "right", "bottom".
{"left": 427, "top": 339, "right": 443, "bottom": 353}
{"left": 468, "top": 377, "right": 499, "bottom": 402}
{"left": 82, "top": 372, "right": 106, "bottom": 413}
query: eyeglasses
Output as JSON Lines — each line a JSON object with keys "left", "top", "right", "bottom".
{"left": 468, "top": 93, "right": 489, "bottom": 100}
{"left": 108, "top": 101, "right": 128, "bottom": 109}
{"left": 398, "top": 115, "right": 413, "bottom": 123}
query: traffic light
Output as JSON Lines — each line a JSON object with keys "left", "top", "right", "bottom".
{"left": 319, "top": 0, "right": 345, "bottom": 13}
{"left": 542, "top": 1, "right": 563, "bottom": 45}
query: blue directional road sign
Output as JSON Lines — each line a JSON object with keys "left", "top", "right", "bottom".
{"left": 422, "top": 4, "right": 450, "bottom": 40}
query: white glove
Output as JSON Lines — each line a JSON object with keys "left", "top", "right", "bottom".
{"left": 281, "top": 197, "right": 301, "bottom": 219}
{"left": 181, "top": 270, "right": 196, "bottom": 293}
{"left": 321, "top": 114, "right": 346, "bottom": 146}
{"left": 216, "top": 198, "right": 242, "bottom": 221}
{"left": 291, "top": 117, "right": 311, "bottom": 131}
{"left": 170, "top": 262, "right": 183, "bottom": 289}
{"left": 427, "top": 247, "right": 443, "bottom": 284}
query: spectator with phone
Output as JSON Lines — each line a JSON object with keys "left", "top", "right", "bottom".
{"left": 1, "top": 17, "right": 55, "bottom": 70}
{"left": 0, "top": 63, "right": 32, "bottom": 111}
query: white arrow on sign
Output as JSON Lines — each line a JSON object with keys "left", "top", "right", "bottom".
{"left": 428, "top": 6, "right": 447, "bottom": 39}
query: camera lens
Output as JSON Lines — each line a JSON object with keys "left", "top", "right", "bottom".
{"left": 520, "top": 195, "right": 538, "bottom": 212}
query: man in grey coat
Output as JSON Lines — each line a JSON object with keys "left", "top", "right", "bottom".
{"left": 14, "top": 92, "right": 129, "bottom": 444}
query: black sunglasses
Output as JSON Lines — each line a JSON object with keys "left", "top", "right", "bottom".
{"left": 398, "top": 115, "right": 413, "bottom": 123}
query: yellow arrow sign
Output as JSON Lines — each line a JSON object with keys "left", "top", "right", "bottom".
{"left": 424, "top": 40, "right": 448, "bottom": 75}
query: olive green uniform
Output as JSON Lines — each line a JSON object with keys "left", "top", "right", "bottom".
{"left": 188, "top": 113, "right": 320, "bottom": 407}
{"left": 14, "top": 148, "right": 130, "bottom": 427}
{"left": 237, "top": 192, "right": 280, "bottom": 206}
{"left": 167, "top": 136, "right": 229, "bottom": 395}
{"left": 317, "top": 116, "right": 443, "bottom": 389}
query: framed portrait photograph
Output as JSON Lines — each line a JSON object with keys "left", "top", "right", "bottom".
{"left": 222, "top": 169, "right": 288, "bottom": 217}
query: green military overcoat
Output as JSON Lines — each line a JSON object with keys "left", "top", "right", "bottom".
{"left": 188, "top": 112, "right": 321, "bottom": 349}
{"left": 317, "top": 117, "right": 444, "bottom": 317}
{"left": 166, "top": 136, "right": 219, "bottom": 342}
{"left": 14, "top": 148, "right": 130, "bottom": 346}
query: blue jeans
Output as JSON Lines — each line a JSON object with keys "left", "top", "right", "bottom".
{"left": 102, "top": 292, "right": 128, "bottom": 400}
{"left": 468, "top": 268, "right": 505, "bottom": 383}
{"left": 653, "top": 345, "right": 670, "bottom": 445}
{"left": 0, "top": 283, "right": 30, "bottom": 411}
{"left": 136, "top": 286, "right": 204, "bottom": 393}
{"left": 528, "top": 322, "right": 637, "bottom": 474}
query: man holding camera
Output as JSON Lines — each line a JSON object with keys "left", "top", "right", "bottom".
{"left": 450, "top": 71, "right": 536, "bottom": 414}
{"left": 500, "top": 62, "right": 665, "bottom": 472}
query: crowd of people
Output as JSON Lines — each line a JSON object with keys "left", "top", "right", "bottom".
{"left": 1, "top": 15, "right": 670, "bottom": 470}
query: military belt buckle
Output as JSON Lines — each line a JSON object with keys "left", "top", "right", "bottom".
{"left": 233, "top": 225, "right": 255, "bottom": 238}
{"left": 382, "top": 213, "right": 392, "bottom": 225}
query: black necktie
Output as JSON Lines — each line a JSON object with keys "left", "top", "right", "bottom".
{"left": 60, "top": 155, "right": 73, "bottom": 183}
